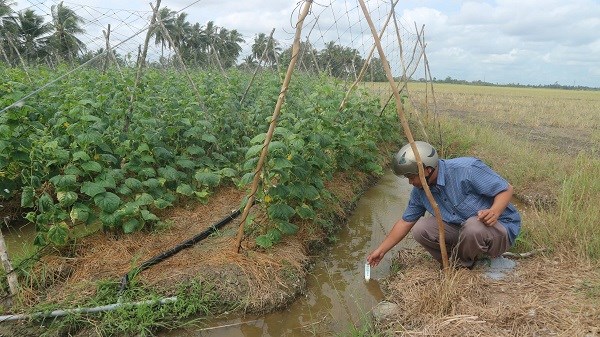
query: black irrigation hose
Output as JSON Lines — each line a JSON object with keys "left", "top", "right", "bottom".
{"left": 118, "top": 208, "right": 242, "bottom": 294}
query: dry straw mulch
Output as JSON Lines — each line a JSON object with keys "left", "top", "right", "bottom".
{"left": 379, "top": 249, "right": 600, "bottom": 336}
{"left": 21, "top": 170, "right": 372, "bottom": 313}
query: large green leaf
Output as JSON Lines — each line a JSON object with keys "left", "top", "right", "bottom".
{"left": 94, "top": 192, "right": 121, "bottom": 213}
{"left": 124, "top": 177, "right": 143, "bottom": 191}
{"left": 158, "top": 166, "right": 180, "bottom": 181}
{"left": 245, "top": 144, "right": 264, "bottom": 159}
{"left": 277, "top": 221, "right": 299, "bottom": 235}
{"left": 154, "top": 198, "right": 172, "bottom": 209}
{"left": 140, "top": 209, "right": 159, "bottom": 222}
{"left": 176, "top": 183, "right": 194, "bottom": 196}
{"left": 48, "top": 222, "right": 69, "bottom": 245}
{"left": 142, "top": 178, "right": 160, "bottom": 189}
{"left": 250, "top": 133, "right": 267, "bottom": 144}
{"left": 81, "top": 181, "right": 106, "bottom": 197}
{"left": 49, "top": 174, "right": 77, "bottom": 189}
{"left": 201, "top": 134, "right": 217, "bottom": 143}
{"left": 70, "top": 203, "right": 90, "bottom": 223}
{"left": 20, "top": 186, "right": 34, "bottom": 208}
{"left": 255, "top": 234, "right": 274, "bottom": 249}
{"left": 135, "top": 193, "right": 154, "bottom": 206}
{"left": 72, "top": 151, "right": 90, "bottom": 161}
{"left": 57, "top": 191, "right": 78, "bottom": 207}
{"left": 296, "top": 204, "right": 316, "bottom": 219}
{"left": 194, "top": 171, "right": 221, "bottom": 187}
{"left": 176, "top": 157, "right": 196, "bottom": 170}
{"left": 271, "top": 157, "right": 293, "bottom": 171}
{"left": 268, "top": 141, "right": 287, "bottom": 153}
{"left": 122, "top": 218, "right": 141, "bottom": 234}
{"left": 38, "top": 193, "right": 54, "bottom": 212}
{"left": 99, "top": 212, "right": 118, "bottom": 228}
{"left": 81, "top": 161, "right": 102, "bottom": 173}
{"left": 267, "top": 203, "right": 295, "bottom": 221}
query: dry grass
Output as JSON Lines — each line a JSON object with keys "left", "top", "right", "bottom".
{"left": 378, "top": 248, "right": 600, "bottom": 336}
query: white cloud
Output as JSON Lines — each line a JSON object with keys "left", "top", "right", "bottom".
{"left": 11, "top": 0, "right": 600, "bottom": 87}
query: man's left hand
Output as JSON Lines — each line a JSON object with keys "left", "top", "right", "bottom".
{"left": 477, "top": 209, "right": 498, "bottom": 226}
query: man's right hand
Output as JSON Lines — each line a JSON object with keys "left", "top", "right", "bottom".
{"left": 367, "top": 248, "right": 385, "bottom": 267}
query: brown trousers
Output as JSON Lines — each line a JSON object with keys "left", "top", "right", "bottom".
{"left": 411, "top": 216, "right": 510, "bottom": 267}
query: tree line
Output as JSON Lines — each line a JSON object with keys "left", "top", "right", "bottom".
{"left": 0, "top": 1, "right": 387, "bottom": 81}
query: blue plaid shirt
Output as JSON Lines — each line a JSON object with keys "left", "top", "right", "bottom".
{"left": 402, "top": 157, "right": 521, "bottom": 245}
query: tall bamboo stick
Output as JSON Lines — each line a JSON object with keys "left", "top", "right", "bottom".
{"left": 358, "top": 0, "right": 449, "bottom": 270}
{"left": 234, "top": 0, "right": 313, "bottom": 253}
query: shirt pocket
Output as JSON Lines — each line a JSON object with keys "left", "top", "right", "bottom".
{"left": 454, "top": 194, "right": 484, "bottom": 218}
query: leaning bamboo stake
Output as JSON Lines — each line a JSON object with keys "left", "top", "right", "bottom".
{"left": 125, "top": 0, "right": 161, "bottom": 133}
{"left": 378, "top": 24, "right": 425, "bottom": 116}
{"left": 0, "top": 225, "right": 19, "bottom": 296}
{"left": 152, "top": 3, "right": 205, "bottom": 110}
{"left": 234, "top": 0, "right": 313, "bottom": 253}
{"left": 358, "top": 0, "right": 449, "bottom": 270}
{"left": 102, "top": 24, "right": 123, "bottom": 78}
{"left": 6, "top": 34, "right": 31, "bottom": 83}
{"left": 240, "top": 28, "right": 276, "bottom": 106}
{"left": 339, "top": 0, "right": 399, "bottom": 111}
{"left": 390, "top": 0, "right": 407, "bottom": 80}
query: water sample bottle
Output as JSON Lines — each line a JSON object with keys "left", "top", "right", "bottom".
{"left": 364, "top": 263, "right": 371, "bottom": 281}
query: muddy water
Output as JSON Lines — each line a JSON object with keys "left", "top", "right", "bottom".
{"left": 165, "top": 172, "right": 414, "bottom": 336}
{"left": 2, "top": 222, "right": 37, "bottom": 258}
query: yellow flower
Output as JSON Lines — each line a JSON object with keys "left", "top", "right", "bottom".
{"left": 264, "top": 195, "right": 272, "bottom": 204}
{"left": 63, "top": 122, "right": 70, "bottom": 128}
{"left": 287, "top": 154, "right": 293, "bottom": 161}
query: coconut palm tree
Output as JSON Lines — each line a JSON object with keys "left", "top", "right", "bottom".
{"left": 151, "top": 7, "right": 176, "bottom": 59}
{"left": 251, "top": 32, "right": 280, "bottom": 67}
{"left": 220, "top": 29, "right": 244, "bottom": 67}
{"left": 0, "top": 0, "right": 17, "bottom": 64}
{"left": 15, "top": 9, "right": 52, "bottom": 62}
{"left": 171, "top": 12, "right": 191, "bottom": 49}
{"left": 48, "top": 1, "right": 86, "bottom": 63}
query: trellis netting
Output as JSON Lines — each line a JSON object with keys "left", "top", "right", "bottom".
{"left": 0, "top": 0, "right": 432, "bottom": 248}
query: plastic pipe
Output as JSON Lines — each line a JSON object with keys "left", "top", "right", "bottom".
{"left": 0, "top": 296, "right": 177, "bottom": 322}
{"left": 119, "top": 208, "right": 242, "bottom": 293}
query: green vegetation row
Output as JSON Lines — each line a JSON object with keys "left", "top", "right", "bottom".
{"left": 0, "top": 66, "right": 398, "bottom": 248}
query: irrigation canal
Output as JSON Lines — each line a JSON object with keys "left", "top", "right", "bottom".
{"left": 164, "top": 172, "right": 414, "bottom": 336}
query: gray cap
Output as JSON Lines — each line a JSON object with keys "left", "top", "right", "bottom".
{"left": 391, "top": 141, "right": 438, "bottom": 176}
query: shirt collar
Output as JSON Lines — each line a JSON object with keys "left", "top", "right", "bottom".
{"left": 435, "top": 159, "right": 446, "bottom": 186}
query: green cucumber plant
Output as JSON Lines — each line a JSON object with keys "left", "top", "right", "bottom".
{"left": 1, "top": 66, "right": 396, "bottom": 249}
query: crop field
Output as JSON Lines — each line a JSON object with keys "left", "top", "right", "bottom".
{"left": 1, "top": 68, "right": 599, "bottom": 336}
{"left": 0, "top": 65, "right": 403, "bottom": 335}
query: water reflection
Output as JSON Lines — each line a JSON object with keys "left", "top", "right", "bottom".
{"left": 162, "top": 172, "right": 412, "bottom": 337}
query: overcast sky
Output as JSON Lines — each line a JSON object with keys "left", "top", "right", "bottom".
{"left": 14, "top": 0, "right": 600, "bottom": 87}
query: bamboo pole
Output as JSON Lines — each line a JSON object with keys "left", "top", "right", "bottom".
{"left": 240, "top": 28, "right": 276, "bottom": 106}
{"left": 102, "top": 24, "right": 123, "bottom": 78}
{"left": 338, "top": 0, "right": 399, "bottom": 112}
{"left": 0, "top": 223, "right": 19, "bottom": 296}
{"left": 234, "top": 0, "right": 313, "bottom": 253}
{"left": 390, "top": 0, "right": 407, "bottom": 80}
{"left": 6, "top": 34, "right": 31, "bottom": 83}
{"left": 358, "top": 0, "right": 449, "bottom": 270}
{"left": 151, "top": 3, "right": 205, "bottom": 110}
{"left": 378, "top": 24, "right": 425, "bottom": 116}
{"left": 125, "top": 0, "right": 161, "bottom": 133}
